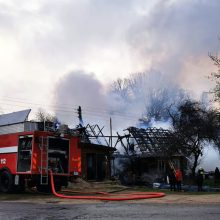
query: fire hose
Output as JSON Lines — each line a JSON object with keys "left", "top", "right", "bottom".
{"left": 49, "top": 171, "right": 165, "bottom": 201}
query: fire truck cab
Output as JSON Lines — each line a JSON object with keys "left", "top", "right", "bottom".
{"left": 0, "top": 110, "right": 81, "bottom": 193}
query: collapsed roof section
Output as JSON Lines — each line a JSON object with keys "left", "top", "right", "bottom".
{"left": 72, "top": 124, "right": 110, "bottom": 147}
{"left": 117, "top": 126, "right": 180, "bottom": 157}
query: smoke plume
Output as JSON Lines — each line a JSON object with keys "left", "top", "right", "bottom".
{"left": 126, "top": 0, "right": 219, "bottom": 97}
{"left": 53, "top": 69, "right": 187, "bottom": 133}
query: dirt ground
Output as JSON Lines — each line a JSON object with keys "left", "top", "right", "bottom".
{"left": 4, "top": 192, "right": 220, "bottom": 205}
{"left": 1, "top": 180, "right": 220, "bottom": 205}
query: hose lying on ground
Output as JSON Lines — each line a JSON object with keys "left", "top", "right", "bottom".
{"left": 49, "top": 171, "right": 165, "bottom": 201}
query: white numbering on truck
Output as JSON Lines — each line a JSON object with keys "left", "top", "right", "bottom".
{"left": 0, "top": 158, "right": 6, "bottom": 164}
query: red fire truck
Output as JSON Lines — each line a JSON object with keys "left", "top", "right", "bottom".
{"left": 0, "top": 110, "right": 81, "bottom": 193}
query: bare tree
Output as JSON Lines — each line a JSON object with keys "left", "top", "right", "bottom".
{"left": 111, "top": 71, "right": 188, "bottom": 126}
{"left": 170, "top": 100, "right": 218, "bottom": 178}
{"left": 208, "top": 51, "right": 220, "bottom": 153}
{"left": 209, "top": 53, "right": 220, "bottom": 102}
{"left": 35, "top": 108, "right": 57, "bottom": 123}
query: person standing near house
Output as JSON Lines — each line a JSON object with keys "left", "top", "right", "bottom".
{"left": 168, "top": 168, "right": 176, "bottom": 191}
{"left": 197, "top": 167, "right": 205, "bottom": 191}
{"left": 214, "top": 167, "right": 220, "bottom": 184}
{"left": 175, "top": 169, "right": 183, "bottom": 192}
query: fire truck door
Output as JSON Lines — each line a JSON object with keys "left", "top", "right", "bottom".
{"left": 17, "top": 136, "right": 33, "bottom": 172}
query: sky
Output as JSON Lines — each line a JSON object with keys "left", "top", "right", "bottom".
{"left": 0, "top": 0, "right": 219, "bottom": 123}
{"left": 0, "top": 0, "right": 220, "bottom": 169}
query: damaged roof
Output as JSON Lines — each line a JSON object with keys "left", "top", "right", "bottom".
{"left": 126, "top": 127, "right": 179, "bottom": 156}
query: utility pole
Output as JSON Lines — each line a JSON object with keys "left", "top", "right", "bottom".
{"left": 77, "top": 106, "right": 83, "bottom": 126}
{"left": 110, "top": 117, "right": 112, "bottom": 147}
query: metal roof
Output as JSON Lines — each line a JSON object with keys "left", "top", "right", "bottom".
{"left": 0, "top": 109, "right": 31, "bottom": 126}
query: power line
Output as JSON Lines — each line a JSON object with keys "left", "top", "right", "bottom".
{"left": 0, "top": 97, "right": 143, "bottom": 121}
{"left": 0, "top": 101, "right": 140, "bottom": 120}
{"left": 1, "top": 96, "right": 142, "bottom": 117}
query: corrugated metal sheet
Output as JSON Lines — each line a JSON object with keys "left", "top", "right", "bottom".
{"left": 0, "top": 123, "right": 25, "bottom": 134}
{"left": 24, "top": 122, "right": 39, "bottom": 131}
{"left": 0, "top": 109, "right": 31, "bottom": 126}
{"left": 0, "top": 122, "right": 40, "bottom": 135}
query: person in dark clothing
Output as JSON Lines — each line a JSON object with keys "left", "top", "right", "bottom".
{"left": 168, "top": 169, "right": 176, "bottom": 191}
{"left": 214, "top": 167, "right": 220, "bottom": 184}
{"left": 197, "top": 167, "right": 205, "bottom": 192}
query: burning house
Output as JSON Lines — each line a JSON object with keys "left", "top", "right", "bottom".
{"left": 114, "top": 127, "right": 187, "bottom": 184}
{"left": 77, "top": 124, "right": 116, "bottom": 180}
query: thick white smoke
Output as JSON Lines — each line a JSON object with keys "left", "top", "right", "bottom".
{"left": 126, "top": 0, "right": 219, "bottom": 98}
{"left": 50, "top": 0, "right": 220, "bottom": 170}
{"left": 53, "top": 69, "right": 187, "bottom": 134}
{"left": 53, "top": 70, "right": 143, "bottom": 134}
{"left": 53, "top": 71, "right": 106, "bottom": 125}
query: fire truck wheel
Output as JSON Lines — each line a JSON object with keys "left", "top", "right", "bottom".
{"left": 0, "top": 170, "right": 14, "bottom": 193}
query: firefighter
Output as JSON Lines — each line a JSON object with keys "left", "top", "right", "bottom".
{"left": 197, "top": 167, "right": 205, "bottom": 192}
{"left": 214, "top": 167, "right": 220, "bottom": 184}
{"left": 175, "top": 169, "right": 183, "bottom": 192}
